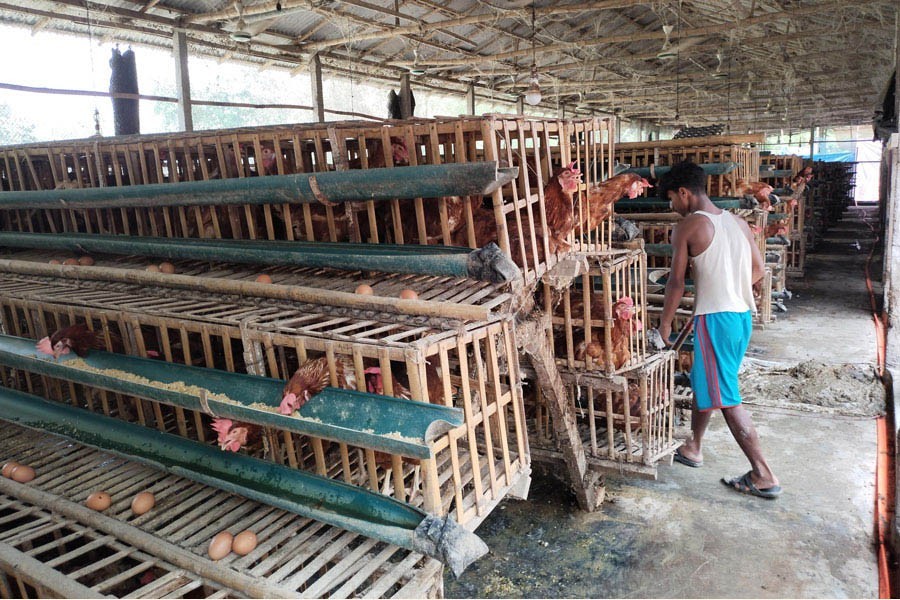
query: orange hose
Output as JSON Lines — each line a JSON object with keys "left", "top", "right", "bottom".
{"left": 864, "top": 216, "right": 893, "bottom": 597}
{"left": 876, "top": 416, "right": 894, "bottom": 598}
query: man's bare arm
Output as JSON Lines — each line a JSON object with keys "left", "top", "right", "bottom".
{"left": 735, "top": 216, "right": 766, "bottom": 284}
{"left": 659, "top": 220, "right": 692, "bottom": 343}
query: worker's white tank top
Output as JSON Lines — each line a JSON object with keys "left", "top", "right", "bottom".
{"left": 691, "top": 210, "right": 757, "bottom": 315}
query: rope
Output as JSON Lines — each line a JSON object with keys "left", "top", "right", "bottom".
{"left": 84, "top": 2, "right": 102, "bottom": 135}
{"left": 198, "top": 389, "right": 218, "bottom": 417}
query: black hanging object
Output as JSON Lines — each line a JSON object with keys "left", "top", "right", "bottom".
{"left": 388, "top": 90, "right": 401, "bottom": 119}
{"left": 109, "top": 47, "right": 140, "bottom": 135}
{"left": 387, "top": 88, "right": 416, "bottom": 120}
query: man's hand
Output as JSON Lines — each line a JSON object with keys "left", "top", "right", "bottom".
{"left": 658, "top": 322, "right": 672, "bottom": 348}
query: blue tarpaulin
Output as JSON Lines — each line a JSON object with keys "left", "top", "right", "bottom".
{"left": 802, "top": 151, "right": 856, "bottom": 162}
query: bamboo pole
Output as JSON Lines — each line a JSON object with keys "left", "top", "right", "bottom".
{"left": 404, "top": 1, "right": 852, "bottom": 67}
{"left": 0, "top": 541, "right": 114, "bottom": 598}
{"left": 0, "top": 480, "right": 299, "bottom": 598}
{"left": 0, "top": 258, "right": 495, "bottom": 322}
{"left": 301, "top": 0, "right": 647, "bottom": 51}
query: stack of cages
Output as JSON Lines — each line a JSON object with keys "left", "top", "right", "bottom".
{"left": 614, "top": 134, "right": 764, "bottom": 198}
{"left": 0, "top": 268, "right": 530, "bottom": 530}
{"left": 759, "top": 153, "right": 802, "bottom": 188}
{"left": 0, "top": 116, "right": 628, "bottom": 531}
{"left": 0, "top": 115, "right": 614, "bottom": 286}
{"left": 533, "top": 245, "right": 678, "bottom": 477}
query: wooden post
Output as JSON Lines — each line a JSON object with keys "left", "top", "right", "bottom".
{"left": 884, "top": 134, "right": 900, "bottom": 369}
{"left": 399, "top": 73, "right": 413, "bottom": 118}
{"left": 896, "top": 12, "right": 899, "bottom": 135}
{"left": 809, "top": 125, "right": 815, "bottom": 162}
{"left": 465, "top": 83, "right": 476, "bottom": 116}
{"left": 172, "top": 27, "right": 193, "bottom": 132}
{"left": 516, "top": 95, "right": 524, "bottom": 115}
{"left": 310, "top": 53, "right": 325, "bottom": 123}
{"left": 518, "top": 317, "right": 605, "bottom": 511}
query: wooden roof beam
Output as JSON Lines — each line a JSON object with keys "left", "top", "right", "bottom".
{"left": 300, "top": 0, "right": 649, "bottom": 52}
{"left": 407, "top": 0, "right": 888, "bottom": 68}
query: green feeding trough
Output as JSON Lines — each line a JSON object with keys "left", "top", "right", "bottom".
{"left": 621, "top": 161, "right": 740, "bottom": 178}
{"left": 0, "top": 386, "right": 487, "bottom": 577}
{"left": 615, "top": 197, "right": 743, "bottom": 212}
{"left": 0, "top": 334, "right": 462, "bottom": 460}
{"left": 0, "top": 232, "right": 519, "bottom": 283}
{"left": 0, "top": 162, "right": 517, "bottom": 209}
{"left": 759, "top": 169, "right": 794, "bottom": 178}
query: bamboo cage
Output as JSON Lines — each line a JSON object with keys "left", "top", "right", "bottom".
{"left": 0, "top": 269, "right": 529, "bottom": 530}
{"left": 543, "top": 249, "right": 648, "bottom": 375}
{"left": 0, "top": 115, "right": 614, "bottom": 282}
{"left": 614, "top": 135, "right": 763, "bottom": 198}
{"left": 628, "top": 208, "right": 766, "bottom": 260}
{"left": 760, "top": 153, "right": 803, "bottom": 172}
{"left": 0, "top": 423, "right": 443, "bottom": 599}
{"left": 786, "top": 232, "right": 806, "bottom": 277}
{"left": 756, "top": 268, "right": 774, "bottom": 326}
{"left": 789, "top": 196, "right": 805, "bottom": 234}
{"left": 759, "top": 153, "right": 803, "bottom": 189}
{"left": 766, "top": 244, "right": 788, "bottom": 293}
{"left": 528, "top": 351, "right": 677, "bottom": 477}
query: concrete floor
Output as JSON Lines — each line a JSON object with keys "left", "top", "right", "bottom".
{"left": 447, "top": 207, "right": 882, "bottom": 598}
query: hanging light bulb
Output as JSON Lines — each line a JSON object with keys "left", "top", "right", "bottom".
{"left": 657, "top": 25, "right": 676, "bottom": 60}
{"left": 711, "top": 50, "right": 727, "bottom": 78}
{"left": 524, "top": 67, "right": 542, "bottom": 106}
{"left": 409, "top": 47, "right": 425, "bottom": 76}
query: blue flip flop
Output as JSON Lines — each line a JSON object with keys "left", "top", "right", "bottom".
{"left": 673, "top": 448, "right": 703, "bottom": 468}
{"left": 722, "top": 471, "right": 782, "bottom": 499}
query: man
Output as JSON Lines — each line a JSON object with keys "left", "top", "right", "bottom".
{"left": 657, "top": 161, "right": 781, "bottom": 499}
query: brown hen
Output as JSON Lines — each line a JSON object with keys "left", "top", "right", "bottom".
{"left": 579, "top": 173, "right": 652, "bottom": 232}
{"left": 728, "top": 179, "right": 775, "bottom": 211}
{"left": 455, "top": 162, "right": 582, "bottom": 267}
{"left": 279, "top": 356, "right": 356, "bottom": 415}
{"left": 573, "top": 296, "right": 642, "bottom": 370}
{"left": 36, "top": 323, "right": 122, "bottom": 359}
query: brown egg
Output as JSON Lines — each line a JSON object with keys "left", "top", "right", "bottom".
{"left": 399, "top": 289, "right": 418, "bottom": 300}
{"left": 62, "top": 258, "right": 79, "bottom": 266}
{"left": 131, "top": 491, "right": 155, "bottom": 516}
{"left": 207, "top": 531, "right": 233, "bottom": 560}
{"left": 10, "top": 465, "right": 35, "bottom": 483}
{"left": 78, "top": 256, "right": 95, "bottom": 266}
{"left": 146, "top": 264, "right": 160, "bottom": 272}
{"left": 159, "top": 262, "right": 176, "bottom": 274}
{"left": 255, "top": 274, "right": 273, "bottom": 284}
{"left": 85, "top": 491, "right": 112, "bottom": 511}
{"left": 355, "top": 284, "right": 374, "bottom": 295}
{"left": 2, "top": 461, "right": 20, "bottom": 478}
{"left": 232, "top": 530, "right": 258, "bottom": 556}
{"left": 48, "top": 259, "right": 61, "bottom": 265}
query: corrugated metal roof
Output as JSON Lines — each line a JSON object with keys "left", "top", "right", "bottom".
{"left": 0, "top": 0, "right": 894, "bottom": 130}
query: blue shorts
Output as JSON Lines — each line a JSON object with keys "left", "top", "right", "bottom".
{"left": 691, "top": 311, "right": 752, "bottom": 412}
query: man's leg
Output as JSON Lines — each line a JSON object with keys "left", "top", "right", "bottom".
{"left": 721, "top": 404, "right": 778, "bottom": 488}
{"left": 678, "top": 397, "right": 711, "bottom": 463}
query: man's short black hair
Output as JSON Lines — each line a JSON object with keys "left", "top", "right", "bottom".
{"left": 657, "top": 161, "right": 706, "bottom": 200}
